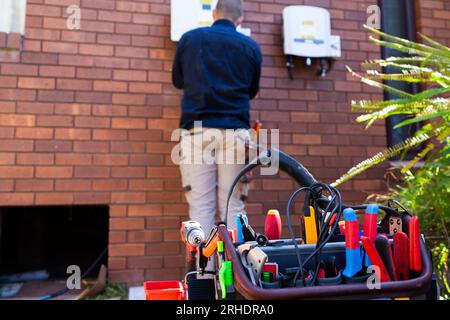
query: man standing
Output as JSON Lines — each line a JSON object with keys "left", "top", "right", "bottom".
{"left": 172, "top": 0, "right": 262, "bottom": 238}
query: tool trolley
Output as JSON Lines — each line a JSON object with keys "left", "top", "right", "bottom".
{"left": 144, "top": 148, "right": 437, "bottom": 300}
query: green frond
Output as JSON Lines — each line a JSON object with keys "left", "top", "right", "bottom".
{"left": 394, "top": 110, "right": 450, "bottom": 129}
{"left": 365, "top": 69, "right": 450, "bottom": 85}
{"left": 363, "top": 57, "right": 446, "bottom": 69}
{"left": 401, "top": 143, "right": 435, "bottom": 174}
{"left": 347, "top": 66, "right": 413, "bottom": 98}
{"left": 365, "top": 25, "right": 450, "bottom": 58}
{"left": 419, "top": 33, "right": 450, "bottom": 54}
{"left": 331, "top": 127, "right": 443, "bottom": 187}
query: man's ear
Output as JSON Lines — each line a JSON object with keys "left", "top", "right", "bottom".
{"left": 235, "top": 16, "right": 244, "bottom": 27}
{"left": 212, "top": 9, "right": 218, "bottom": 20}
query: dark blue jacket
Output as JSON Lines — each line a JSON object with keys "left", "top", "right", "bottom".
{"left": 172, "top": 19, "right": 262, "bottom": 130}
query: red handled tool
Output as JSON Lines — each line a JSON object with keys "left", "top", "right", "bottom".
{"left": 375, "top": 234, "right": 397, "bottom": 281}
{"left": 363, "top": 204, "right": 379, "bottom": 267}
{"left": 361, "top": 236, "right": 392, "bottom": 282}
{"left": 409, "top": 216, "right": 423, "bottom": 273}
{"left": 265, "top": 209, "right": 282, "bottom": 240}
{"left": 393, "top": 231, "right": 409, "bottom": 280}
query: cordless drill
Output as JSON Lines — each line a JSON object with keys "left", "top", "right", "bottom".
{"left": 180, "top": 221, "right": 205, "bottom": 273}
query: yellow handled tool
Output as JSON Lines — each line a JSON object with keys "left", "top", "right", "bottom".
{"left": 304, "top": 206, "right": 318, "bottom": 244}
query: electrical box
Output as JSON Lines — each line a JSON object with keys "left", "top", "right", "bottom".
{"left": 283, "top": 5, "right": 341, "bottom": 58}
{"left": 170, "top": 0, "right": 250, "bottom": 42}
{"left": 0, "top": 0, "right": 27, "bottom": 34}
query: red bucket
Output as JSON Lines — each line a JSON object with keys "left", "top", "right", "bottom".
{"left": 144, "top": 281, "right": 185, "bottom": 300}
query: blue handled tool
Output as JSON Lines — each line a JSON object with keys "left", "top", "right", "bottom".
{"left": 235, "top": 213, "right": 248, "bottom": 243}
{"left": 343, "top": 208, "right": 362, "bottom": 278}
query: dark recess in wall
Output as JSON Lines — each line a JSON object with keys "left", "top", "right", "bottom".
{"left": 0, "top": 205, "right": 108, "bottom": 278}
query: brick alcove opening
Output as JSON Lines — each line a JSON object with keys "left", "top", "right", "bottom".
{"left": 0, "top": 205, "right": 108, "bottom": 280}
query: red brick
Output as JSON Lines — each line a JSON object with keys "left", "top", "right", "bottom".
{"left": 75, "top": 116, "right": 110, "bottom": 128}
{"left": 55, "top": 179, "right": 91, "bottom": 191}
{"left": 59, "top": 54, "right": 94, "bottom": 67}
{"left": 111, "top": 142, "right": 145, "bottom": 153}
{"left": 16, "top": 179, "right": 53, "bottom": 192}
{"left": 97, "top": 34, "right": 131, "bottom": 46}
{"left": 38, "top": 90, "right": 74, "bottom": 103}
{"left": 113, "top": 70, "right": 147, "bottom": 81}
{"left": 129, "top": 82, "right": 162, "bottom": 94}
{"left": 35, "top": 140, "right": 73, "bottom": 152}
{"left": 81, "top": 0, "right": 114, "bottom": 10}
{"left": 93, "top": 129, "right": 127, "bottom": 141}
{"left": 79, "top": 44, "right": 114, "bottom": 56}
{"left": 93, "top": 81, "right": 128, "bottom": 92}
{"left": 2, "top": 64, "right": 38, "bottom": 76}
{"left": 16, "top": 127, "right": 53, "bottom": 139}
{"left": 43, "top": 41, "right": 78, "bottom": 54}
{"left": 77, "top": 68, "right": 112, "bottom": 80}
{"left": 127, "top": 257, "right": 162, "bottom": 269}
{"left": 112, "top": 118, "right": 146, "bottom": 129}
{"left": 109, "top": 231, "right": 126, "bottom": 244}
{"left": 92, "top": 105, "right": 127, "bottom": 117}
{"left": 16, "top": 102, "right": 54, "bottom": 114}
{"left": 0, "top": 193, "right": 34, "bottom": 205}
{"left": 293, "top": 134, "right": 322, "bottom": 145}
{"left": 0, "top": 76, "right": 17, "bottom": 88}
{"left": 111, "top": 192, "right": 146, "bottom": 204}
{"left": 116, "top": 23, "right": 149, "bottom": 35}
{"left": 145, "top": 217, "right": 180, "bottom": 229}
{"left": 98, "top": 10, "right": 132, "bottom": 22}
{"left": 129, "top": 179, "right": 163, "bottom": 191}
{"left": 0, "top": 166, "right": 34, "bottom": 178}
{"left": 76, "top": 91, "right": 111, "bottom": 104}
{"left": 0, "top": 114, "right": 35, "bottom": 126}
{"left": 128, "top": 230, "right": 163, "bottom": 243}
{"left": 37, "top": 115, "right": 73, "bottom": 127}
{"left": 0, "top": 152, "right": 15, "bottom": 165}
{"left": 61, "top": 30, "right": 96, "bottom": 43}
{"left": 18, "top": 77, "right": 54, "bottom": 90}
{"left": 27, "top": 4, "right": 62, "bottom": 16}
{"left": 56, "top": 153, "right": 92, "bottom": 165}
{"left": 128, "top": 204, "right": 162, "bottom": 216}
{"left": 55, "top": 128, "right": 90, "bottom": 140}
{"left": 308, "top": 146, "right": 338, "bottom": 156}
{"left": 108, "top": 257, "right": 126, "bottom": 270}
{"left": 145, "top": 242, "right": 179, "bottom": 256}
{"left": 0, "top": 140, "right": 34, "bottom": 152}
{"left": 39, "top": 65, "right": 75, "bottom": 78}
{"left": 117, "top": 1, "right": 149, "bottom": 13}
{"left": 74, "top": 141, "right": 109, "bottom": 153}
{"left": 22, "top": 52, "right": 58, "bottom": 65}
{"left": 112, "top": 167, "right": 146, "bottom": 178}
{"left": 93, "top": 179, "right": 128, "bottom": 191}
{"left": 57, "top": 79, "right": 92, "bottom": 91}
{"left": 95, "top": 57, "right": 129, "bottom": 69}
{"left": 110, "top": 218, "right": 145, "bottom": 231}
{"left": 93, "top": 154, "right": 129, "bottom": 166}
{"left": 36, "top": 166, "right": 73, "bottom": 178}
{"left": 35, "top": 193, "right": 74, "bottom": 205}
{"left": 74, "top": 166, "right": 110, "bottom": 178}
{"left": 74, "top": 192, "right": 110, "bottom": 204}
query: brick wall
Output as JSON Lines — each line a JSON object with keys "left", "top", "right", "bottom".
{"left": 0, "top": 0, "right": 446, "bottom": 285}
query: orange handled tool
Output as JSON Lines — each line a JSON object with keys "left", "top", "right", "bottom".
{"left": 202, "top": 229, "right": 221, "bottom": 259}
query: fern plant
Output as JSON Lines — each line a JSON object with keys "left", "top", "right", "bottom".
{"left": 332, "top": 25, "right": 450, "bottom": 187}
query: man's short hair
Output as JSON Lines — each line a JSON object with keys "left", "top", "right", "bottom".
{"left": 216, "top": 0, "right": 243, "bottom": 22}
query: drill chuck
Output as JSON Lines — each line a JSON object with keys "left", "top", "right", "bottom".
{"left": 181, "top": 221, "right": 205, "bottom": 247}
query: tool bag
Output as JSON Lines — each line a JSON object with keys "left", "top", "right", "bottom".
{"left": 216, "top": 148, "right": 435, "bottom": 300}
